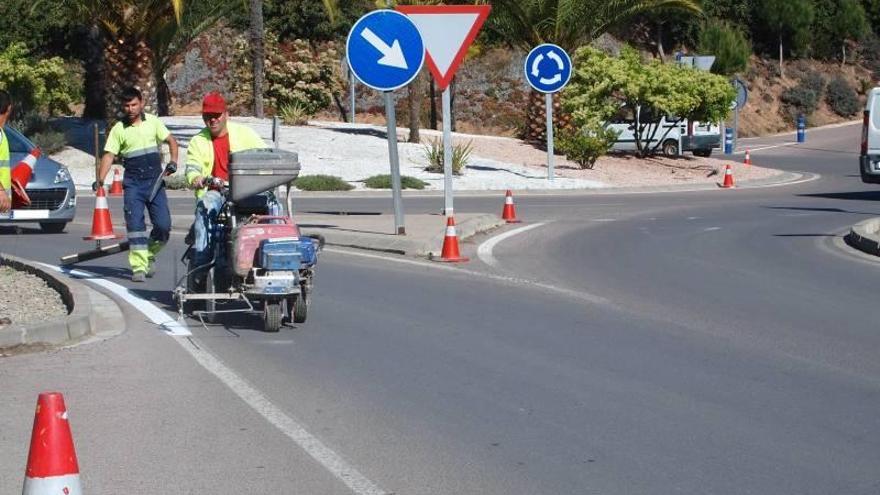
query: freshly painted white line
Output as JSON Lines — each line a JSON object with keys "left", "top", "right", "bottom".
{"left": 324, "top": 247, "right": 611, "bottom": 306}
{"left": 732, "top": 142, "right": 797, "bottom": 153}
{"left": 745, "top": 172, "right": 820, "bottom": 188}
{"left": 173, "top": 337, "right": 388, "bottom": 495}
{"left": 477, "top": 222, "right": 546, "bottom": 268}
{"left": 39, "top": 263, "right": 191, "bottom": 336}
{"left": 42, "top": 263, "right": 387, "bottom": 493}
{"left": 703, "top": 227, "right": 721, "bottom": 232}
{"left": 591, "top": 218, "right": 617, "bottom": 222}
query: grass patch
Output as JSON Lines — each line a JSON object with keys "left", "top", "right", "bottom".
{"left": 363, "top": 174, "right": 427, "bottom": 190}
{"left": 423, "top": 137, "right": 473, "bottom": 174}
{"left": 293, "top": 174, "right": 354, "bottom": 191}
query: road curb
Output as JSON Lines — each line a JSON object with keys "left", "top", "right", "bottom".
{"left": 0, "top": 254, "right": 96, "bottom": 349}
{"left": 845, "top": 217, "right": 880, "bottom": 256}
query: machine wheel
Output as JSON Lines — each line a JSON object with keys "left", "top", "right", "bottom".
{"left": 264, "top": 301, "right": 283, "bottom": 332}
{"left": 204, "top": 267, "right": 218, "bottom": 323}
{"left": 39, "top": 222, "right": 66, "bottom": 233}
{"left": 293, "top": 293, "right": 308, "bottom": 324}
{"left": 662, "top": 139, "right": 680, "bottom": 157}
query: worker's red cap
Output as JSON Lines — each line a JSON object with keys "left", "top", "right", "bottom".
{"left": 202, "top": 92, "right": 226, "bottom": 114}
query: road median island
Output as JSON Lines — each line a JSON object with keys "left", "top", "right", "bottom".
{"left": 845, "top": 217, "right": 880, "bottom": 256}
{"left": 0, "top": 254, "right": 96, "bottom": 352}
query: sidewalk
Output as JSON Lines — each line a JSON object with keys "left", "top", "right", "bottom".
{"left": 170, "top": 212, "right": 506, "bottom": 257}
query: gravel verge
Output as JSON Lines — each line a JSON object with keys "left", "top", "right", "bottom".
{"left": 0, "top": 265, "right": 68, "bottom": 328}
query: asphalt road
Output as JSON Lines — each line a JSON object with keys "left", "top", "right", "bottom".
{"left": 2, "top": 123, "right": 879, "bottom": 494}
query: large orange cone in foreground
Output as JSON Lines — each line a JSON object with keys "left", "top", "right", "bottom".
{"left": 108, "top": 168, "right": 123, "bottom": 196}
{"left": 435, "top": 216, "right": 469, "bottom": 262}
{"left": 501, "top": 190, "right": 521, "bottom": 223}
{"left": 721, "top": 164, "right": 735, "bottom": 189}
{"left": 84, "top": 186, "right": 123, "bottom": 240}
{"left": 22, "top": 392, "right": 82, "bottom": 495}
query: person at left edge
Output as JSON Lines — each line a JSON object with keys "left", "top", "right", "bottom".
{"left": 96, "top": 86, "right": 178, "bottom": 282}
{"left": 0, "top": 90, "right": 14, "bottom": 213}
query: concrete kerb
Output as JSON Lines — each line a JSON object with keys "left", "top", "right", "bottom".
{"left": 845, "top": 217, "right": 880, "bottom": 257}
{"left": 0, "top": 254, "right": 95, "bottom": 349}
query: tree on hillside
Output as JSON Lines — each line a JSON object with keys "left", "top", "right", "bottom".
{"left": 697, "top": 19, "right": 751, "bottom": 75}
{"left": 759, "top": 0, "right": 813, "bottom": 78}
{"left": 484, "top": 0, "right": 702, "bottom": 144}
{"left": 829, "top": 0, "right": 867, "bottom": 65}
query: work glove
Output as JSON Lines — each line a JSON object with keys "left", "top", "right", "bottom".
{"left": 91, "top": 180, "right": 103, "bottom": 192}
{"left": 164, "top": 161, "right": 178, "bottom": 176}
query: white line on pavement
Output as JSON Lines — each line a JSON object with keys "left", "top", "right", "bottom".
{"left": 42, "top": 263, "right": 388, "bottom": 494}
{"left": 39, "top": 263, "right": 191, "bottom": 336}
{"left": 703, "top": 227, "right": 721, "bottom": 232}
{"left": 476, "top": 223, "right": 547, "bottom": 268}
{"left": 173, "top": 336, "right": 388, "bottom": 495}
{"left": 324, "top": 247, "right": 611, "bottom": 307}
{"left": 732, "top": 142, "right": 797, "bottom": 153}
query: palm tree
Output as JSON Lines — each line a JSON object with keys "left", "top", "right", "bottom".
{"left": 36, "top": 0, "right": 232, "bottom": 119}
{"left": 486, "top": 0, "right": 702, "bottom": 143}
{"left": 250, "top": 0, "right": 265, "bottom": 118}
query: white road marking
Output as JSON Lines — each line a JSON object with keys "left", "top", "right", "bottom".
{"left": 687, "top": 216, "right": 701, "bottom": 221}
{"left": 703, "top": 227, "right": 721, "bottom": 232}
{"left": 39, "top": 264, "right": 191, "bottom": 336}
{"left": 591, "top": 218, "right": 617, "bottom": 222}
{"left": 732, "top": 142, "right": 797, "bottom": 153}
{"left": 174, "top": 337, "right": 388, "bottom": 495}
{"left": 42, "top": 263, "right": 388, "bottom": 494}
{"left": 476, "top": 223, "right": 547, "bottom": 268}
{"left": 324, "top": 247, "right": 611, "bottom": 306}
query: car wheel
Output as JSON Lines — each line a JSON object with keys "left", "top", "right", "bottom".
{"left": 662, "top": 140, "right": 680, "bottom": 157}
{"left": 693, "top": 149, "right": 712, "bottom": 157}
{"left": 39, "top": 222, "right": 66, "bottom": 234}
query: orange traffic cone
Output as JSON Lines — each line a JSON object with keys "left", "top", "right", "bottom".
{"left": 743, "top": 148, "right": 751, "bottom": 165}
{"left": 721, "top": 164, "right": 735, "bottom": 189}
{"left": 435, "top": 216, "right": 469, "bottom": 262}
{"left": 11, "top": 148, "right": 40, "bottom": 187}
{"left": 22, "top": 392, "right": 82, "bottom": 495}
{"left": 108, "top": 167, "right": 123, "bottom": 196}
{"left": 84, "top": 187, "right": 123, "bottom": 240}
{"left": 501, "top": 189, "right": 522, "bottom": 223}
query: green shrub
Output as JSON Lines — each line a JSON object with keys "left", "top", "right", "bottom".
{"left": 557, "top": 126, "right": 618, "bottom": 169}
{"left": 423, "top": 138, "right": 473, "bottom": 175}
{"left": 798, "top": 70, "right": 826, "bottom": 98}
{"left": 364, "top": 174, "right": 427, "bottom": 190}
{"left": 780, "top": 86, "right": 818, "bottom": 123}
{"left": 278, "top": 101, "right": 310, "bottom": 125}
{"left": 0, "top": 43, "right": 80, "bottom": 116}
{"left": 164, "top": 174, "right": 190, "bottom": 190}
{"left": 825, "top": 76, "right": 860, "bottom": 117}
{"left": 232, "top": 35, "right": 340, "bottom": 116}
{"left": 30, "top": 131, "right": 66, "bottom": 155}
{"left": 293, "top": 175, "right": 353, "bottom": 191}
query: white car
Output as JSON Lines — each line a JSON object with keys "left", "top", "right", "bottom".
{"left": 605, "top": 106, "right": 720, "bottom": 157}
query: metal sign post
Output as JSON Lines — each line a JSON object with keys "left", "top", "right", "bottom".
{"left": 346, "top": 10, "right": 425, "bottom": 235}
{"left": 545, "top": 93, "right": 554, "bottom": 180}
{"left": 385, "top": 92, "right": 405, "bottom": 233}
{"left": 524, "top": 44, "right": 572, "bottom": 182}
{"left": 349, "top": 69, "right": 356, "bottom": 123}
{"left": 731, "top": 78, "right": 748, "bottom": 153}
{"left": 397, "top": 5, "right": 491, "bottom": 216}
{"left": 442, "top": 87, "right": 454, "bottom": 215}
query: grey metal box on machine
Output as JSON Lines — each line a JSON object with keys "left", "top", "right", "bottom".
{"left": 229, "top": 149, "right": 301, "bottom": 202}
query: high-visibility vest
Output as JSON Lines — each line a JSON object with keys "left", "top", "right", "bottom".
{"left": 0, "top": 127, "right": 10, "bottom": 191}
{"left": 184, "top": 122, "right": 266, "bottom": 199}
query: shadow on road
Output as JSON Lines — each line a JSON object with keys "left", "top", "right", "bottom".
{"left": 797, "top": 191, "right": 880, "bottom": 202}
{"left": 763, "top": 205, "right": 878, "bottom": 215}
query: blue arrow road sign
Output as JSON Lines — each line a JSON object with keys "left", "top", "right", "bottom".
{"left": 346, "top": 10, "right": 425, "bottom": 92}
{"left": 524, "top": 44, "right": 572, "bottom": 94}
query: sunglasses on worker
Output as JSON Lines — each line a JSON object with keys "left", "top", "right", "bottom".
{"left": 202, "top": 112, "right": 223, "bottom": 121}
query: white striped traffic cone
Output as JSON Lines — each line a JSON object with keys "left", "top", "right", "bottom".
{"left": 501, "top": 189, "right": 521, "bottom": 223}
{"left": 22, "top": 392, "right": 83, "bottom": 495}
{"left": 84, "top": 186, "right": 123, "bottom": 240}
{"left": 435, "top": 216, "right": 469, "bottom": 262}
{"left": 11, "top": 148, "right": 40, "bottom": 207}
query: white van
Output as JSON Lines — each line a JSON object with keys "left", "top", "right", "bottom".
{"left": 605, "top": 105, "right": 720, "bottom": 157}
{"left": 859, "top": 87, "right": 880, "bottom": 183}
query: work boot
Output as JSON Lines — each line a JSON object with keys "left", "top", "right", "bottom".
{"left": 131, "top": 271, "right": 146, "bottom": 283}
{"left": 146, "top": 262, "right": 156, "bottom": 278}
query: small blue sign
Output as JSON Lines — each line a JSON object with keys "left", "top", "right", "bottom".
{"left": 346, "top": 10, "right": 425, "bottom": 92}
{"left": 524, "top": 44, "right": 572, "bottom": 94}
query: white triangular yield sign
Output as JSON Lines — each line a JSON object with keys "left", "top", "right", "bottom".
{"left": 397, "top": 6, "right": 491, "bottom": 91}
